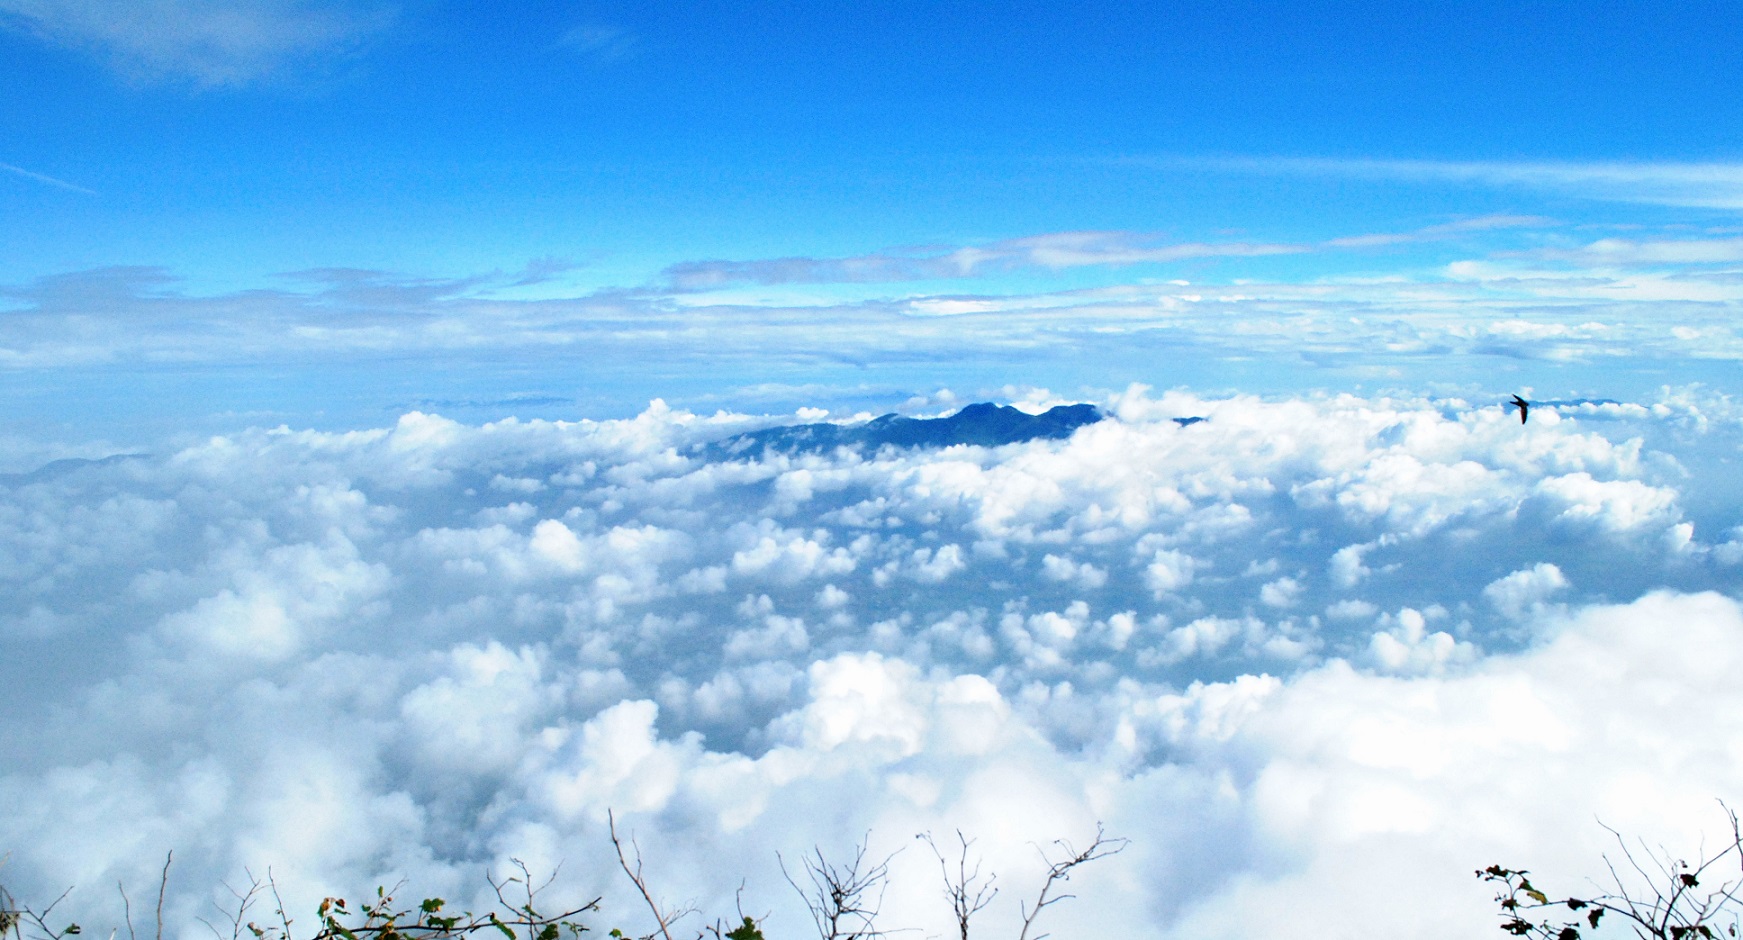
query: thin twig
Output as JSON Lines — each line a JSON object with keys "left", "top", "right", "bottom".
{"left": 155, "top": 853, "right": 172, "bottom": 940}
{"left": 778, "top": 837, "right": 896, "bottom": 940}
{"left": 918, "top": 831, "right": 995, "bottom": 940}
{"left": 608, "top": 810, "right": 682, "bottom": 940}
{"left": 1015, "top": 824, "right": 1128, "bottom": 940}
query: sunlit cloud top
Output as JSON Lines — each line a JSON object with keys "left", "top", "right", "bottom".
{"left": 5, "top": 6, "right": 1743, "bottom": 939}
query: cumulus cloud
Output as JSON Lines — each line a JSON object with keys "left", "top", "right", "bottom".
{"left": 1483, "top": 563, "right": 1569, "bottom": 621}
{"left": 0, "top": 0, "right": 393, "bottom": 86}
{"left": 2, "top": 388, "right": 1743, "bottom": 938}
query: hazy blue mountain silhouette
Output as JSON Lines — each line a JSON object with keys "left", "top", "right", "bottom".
{"left": 704, "top": 402, "right": 1105, "bottom": 458}
{"left": 0, "top": 453, "right": 148, "bottom": 487}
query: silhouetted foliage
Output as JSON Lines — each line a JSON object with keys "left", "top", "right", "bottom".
{"left": 1483, "top": 805, "right": 1743, "bottom": 940}
{"left": 2, "top": 819, "right": 1125, "bottom": 940}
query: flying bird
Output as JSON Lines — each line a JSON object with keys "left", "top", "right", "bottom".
{"left": 1510, "top": 395, "right": 1529, "bottom": 425}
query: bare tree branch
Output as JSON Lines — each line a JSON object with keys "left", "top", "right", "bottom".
{"left": 1015, "top": 825, "right": 1128, "bottom": 940}
{"left": 917, "top": 832, "right": 995, "bottom": 940}
{"left": 153, "top": 856, "right": 170, "bottom": 940}
{"left": 6, "top": 885, "right": 79, "bottom": 940}
{"left": 778, "top": 837, "right": 896, "bottom": 940}
{"left": 195, "top": 869, "right": 270, "bottom": 940}
{"left": 608, "top": 810, "right": 692, "bottom": 940}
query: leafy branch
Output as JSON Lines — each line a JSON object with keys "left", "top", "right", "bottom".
{"left": 1482, "top": 804, "right": 1743, "bottom": 940}
{"left": 4, "top": 818, "right": 1128, "bottom": 940}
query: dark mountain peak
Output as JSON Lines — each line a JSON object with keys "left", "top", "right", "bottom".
{"left": 702, "top": 402, "right": 1105, "bottom": 459}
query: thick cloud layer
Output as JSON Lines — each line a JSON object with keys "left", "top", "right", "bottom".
{"left": 3, "top": 387, "right": 1743, "bottom": 939}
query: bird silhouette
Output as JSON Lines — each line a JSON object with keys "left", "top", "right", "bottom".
{"left": 1510, "top": 395, "right": 1529, "bottom": 425}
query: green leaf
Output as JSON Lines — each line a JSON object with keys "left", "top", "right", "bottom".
{"left": 421, "top": 900, "right": 445, "bottom": 914}
{"left": 725, "top": 917, "right": 764, "bottom": 940}
{"left": 1525, "top": 889, "right": 1549, "bottom": 905}
{"left": 65, "top": 925, "right": 82, "bottom": 936}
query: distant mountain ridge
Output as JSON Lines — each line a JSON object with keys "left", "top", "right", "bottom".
{"left": 702, "top": 402, "right": 1105, "bottom": 458}
{"left": 0, "top": 453, "right": 148, "bottom": 487}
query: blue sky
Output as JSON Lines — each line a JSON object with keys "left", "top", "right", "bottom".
{"left": 11, "top": 6, "right": 1743, "bottom": 939}
{"left": 8, "top": 0, "right": 1743, "bottom": 281}
{"left": 5, "top": 1, "right": 1743, "bottom": 441}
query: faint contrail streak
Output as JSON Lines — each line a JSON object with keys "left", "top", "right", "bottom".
{"left": 0, "top": 161, "right": 97, "bottom": 195}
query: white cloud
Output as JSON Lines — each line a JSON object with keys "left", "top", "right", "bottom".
{"left": 1148, "top": 615, "right": 1254, "bottom": 665}
{"left": 1258, "top": 576, "right": 1302, "bottom": 608}
{"left": 1042, "top": 552, "right": 1108, "bottom": 589}
{"left": 555, "top": 24, "right": 635, "bottom": 64}
{"left": 8, "top": 236, "right": 1743, "bottom": 379}
{"left": 1, "top": 389, "right": 1741, "bottom": 939}
{"left": 1144, "top": 549, "right": 1198, "bottom": 596}
{"left": 662, "top": 231, "right": 1305, "bottom": 289}
{"left": 1483, "top": 563, "right": 1569, "bottom": 621}
{"left": 1365, "top": 607, "right": 1474, "bottom": 675}
{"left": 730, "top": 524, "right": 856, "bottom": 584}
{"left": 1194, "top": 155, "right": 1743, "bottom": 210}
{"left": 0, "top": 160, "right": 96, "bottom": 194}
{"left": 0, "top": 0, "right": 393, "bottom": 86}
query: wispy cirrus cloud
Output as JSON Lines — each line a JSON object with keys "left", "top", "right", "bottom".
{"left": 1168, "top": 155, "right": 1743, "bottom": 211}
{"left": 555, "top": 23, "right": 636, "bottom": 64}
{"left": 665, "top": 218, "right": 1572, "bottom": 291}
{"left": 1524, "top": 236, "right": 1743, "bottom": 265}
{"left": 0, "top": 0, "right": 394, "bottom": 86}
{"left": 6, "top": 216, "right": 1743, "bottom": 439}
{"left": 1323, "top": 213, "right": 1553, "bottom": 249}
{"left": 662, "top": 230, "right": 1306, "bottom": 289}
{"left": 7, "top": 221, "right": 1743, "bottom": 374}
{"left": 0, "top": 160, "right": 95, "bottom": 195}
